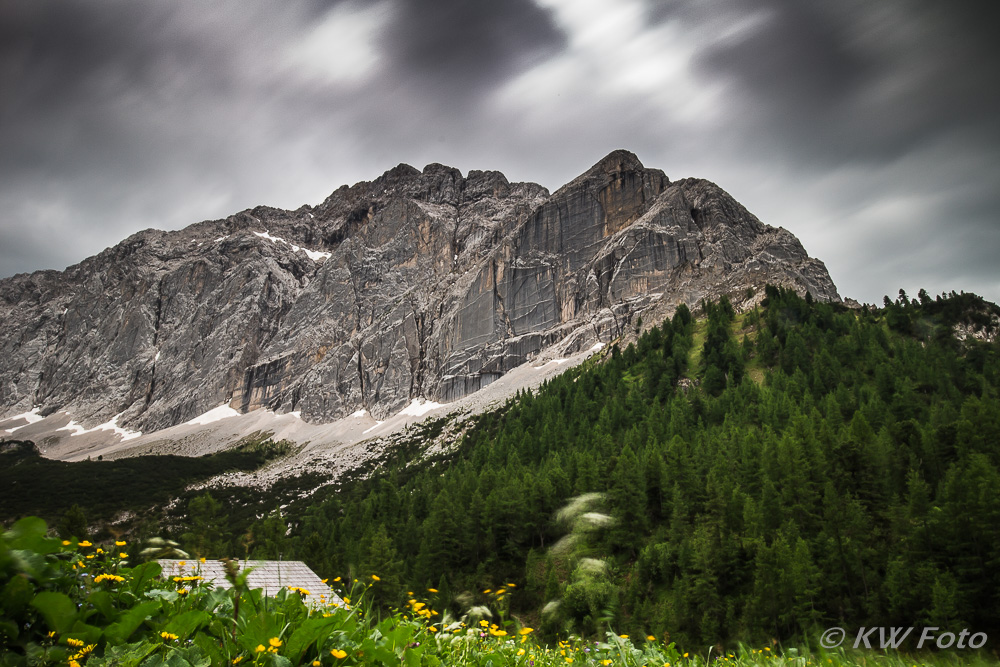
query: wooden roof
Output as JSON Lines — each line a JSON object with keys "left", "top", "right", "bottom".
{"left": 158, "top": 559, "right": 340, "bottom": 606}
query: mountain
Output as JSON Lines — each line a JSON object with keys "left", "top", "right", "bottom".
{"left": 0, "top": 150, "right": 838, "bottom": 453}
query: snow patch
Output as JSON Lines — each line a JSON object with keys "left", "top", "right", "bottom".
{"left": 185, "top": 404, "right": 241, "bottom": 426}
{"left": 214, "top": 235, "right": 229, "bottom": 243}
{"left": 3, "top": 407, "right": 44, "bottom": 433}
{"left": 591, "top": 342, "right": 605, "bottom": 351}
{"left": 56, "top": 413, "right": 142, "bottom": 441}
{"left": 253, "top": 230, "right": 331, "bottom": 261}
{"left": 350, "top": 409, "right": 368, "bottom": 418}
{"left": 362, "top": 421, "right": 384, "bottom": 434}
{"left": 399, "top": 398, "right": 445, "bottom": 417}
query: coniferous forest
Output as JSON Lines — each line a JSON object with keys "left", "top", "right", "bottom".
{"left": 284, "top": 287, "right": 1000, "bottom": 647}
{"left": 4, "top": 287, "right": 1000, "bottom": 652}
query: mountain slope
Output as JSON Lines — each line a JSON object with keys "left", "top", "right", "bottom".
{"left": 0, "top": 150, "right": 838, "bottom": 447}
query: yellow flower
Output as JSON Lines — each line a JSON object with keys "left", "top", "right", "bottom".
{"left": 200, "top": 557, "right": 206, "bottom": 564}
{"left": 178, "top": 589, "right": 188, "bottom": 595}
{"left": 602, "top": 661, "right": 613, "bottom": 666}
{"left": 69, "top": 661, "right": 81, "bottom": 667}
{"left": 86, "top": 555, "right": 95, "bottom": 560}
{"left": 429, "top": 627, "right": 438, "bottom": 633}
{"left": 342, "top": 596, "right": 350, "bottom": 604}
{"left": 566, "top": 659, "right": 574, "bottom": 664}
{"left": 232, "top": 657, "right": 243, "bottom": 664}
{"left": 256, "top": 645, "right": 266, "bottom": 653}
{"left": 160, "top": 632, "right": 179, "bottom": 641}
{"left": 78, "top": 541, "right": 92, "bottom": 548}
{"left": 269, "top": 637, "right": 283, "bottom": 648}
{"left": 371, "top": 574, "right": 380, "bottom": 581}
{"left": 331, "top": 649, "right": 348, "bottom": 659}
{"left": 96, "top": 548, "right": 104, "bottom": 554}
{"left": 62, "top": 540, "right": 71, "bottom": 546}
{"left": 178, "top": 560, "right": 186, "bottom": 567}
{"left": 119, "top": 552, "right": 129, "bottom": 558}
{"left": 506, "top": 583, "right": 517, "bottom": 587}
{"left": 619, "top": 634, "right": 629, "bottom": 639}
{"left": 490, "top": 628, "right": 507, "bottom": 637}
{"left": 647, "top": 635, "right": 657, "bottom": 642}
{"left": 483, "top": 589, "right": 492, "bottom": 594}
{"left": 683, "top": 653, "right": 689, "bottom": 658}
{"left": 313, "top": 662, "right": 322, "bottom": 666}
{"left": 519, "top": 627, "right": 534, "bottom": 635}
{"left": 517, "top": 649, "right": 526, "bottom": 657}
{"left": 333, "top": 577, "right": 341, "bottom": 582}
{"left": 427, "top": 588, "right": 438, "bottom": 593}
{"left": 479, "top": 620, "right": 489, "bottom": 627}
{"left": 115, "top": 540, "right": 127, "bottom": 546}
{"left": 67, "top": 638, "right": 85, "bottom": 647}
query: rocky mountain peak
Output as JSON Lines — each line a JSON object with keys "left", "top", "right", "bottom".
{"left": 0, "top": 152, "right": 839, "bottom": 450}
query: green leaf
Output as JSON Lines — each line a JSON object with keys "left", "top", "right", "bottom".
{"left": 288, "top": 615, "right": 340, "bottom": 662}
{"left": 130, "top": 561, "right": 163, "bottom": 595}
{"left": 91, "top": 640, "right": 159, "bottom": 667}
{"left": 162, "top": 609, "right": 211, "bottom": 639}
{"left": 87, "top": 590, "right": 118, "bottom": 622}
{"left": 69, "top": 619, "right": 103, "bottom": 644}
{"left": 30, "top": 591, "right": 77, "bottom": 634}
{"left": 104, "top": 600, "right": 160, "bottom": 644}
{"left": 1, "top": 575, "right": 34, "bottom": 617}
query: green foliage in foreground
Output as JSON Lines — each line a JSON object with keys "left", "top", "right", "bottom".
{"left": 2, "top": 517, "right": 995, "bottom": 667}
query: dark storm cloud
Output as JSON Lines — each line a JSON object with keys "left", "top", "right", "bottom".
{"left": 0, "top": 0, "right": 997, "bottom": 303}
{"left": 379, "top": 0, "right": 564, "bottom": 96}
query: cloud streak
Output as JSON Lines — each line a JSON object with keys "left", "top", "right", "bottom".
{"left": 1, "top": 0, "right": 997, "bottom": 304}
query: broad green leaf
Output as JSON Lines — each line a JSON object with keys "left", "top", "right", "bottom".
{"left": 130, "top": 561, "right": 163, "bottom": 595}
{"left": 1, "top": 575, "right": 34, "bottom": 616}
{"left": 30, "top": 591, "right": 77, "bottom": 634}
{"left": 162, "top": 609, "right": 211, "bottom": 639}
{"left": 87, "top": 590, "right": 118, "bottom": 622}
{"left": 284, "top": 615, "right": 335, "bottom": 662}
{"left": 104, "top": 600, "right": 161, "bottom": 644}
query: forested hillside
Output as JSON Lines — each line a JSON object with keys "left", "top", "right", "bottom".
{"left": 5, "top": 286, "right": 998, "bottom": 652}
{"left": 264, "top": 287, "right": 1000, "bottom": 648}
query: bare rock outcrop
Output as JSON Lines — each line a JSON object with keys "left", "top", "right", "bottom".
{"left": 0, "top": 150, "right": 839, "bottom": 434}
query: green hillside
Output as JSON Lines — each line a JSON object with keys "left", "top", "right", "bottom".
{"left": 279, "top": 287, "right": 1000, "bottom": 648}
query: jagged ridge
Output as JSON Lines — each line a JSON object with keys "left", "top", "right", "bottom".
{"left": 0, "top": 150, "right": 839, "bottom": 435}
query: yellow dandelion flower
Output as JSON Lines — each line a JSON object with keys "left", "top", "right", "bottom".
{"left": 483, "top": 588, "right": 492, "bottom": 594}
{"left": 119, "top": 552, "right": 129, "bottom": 558}
{"left": 647, "top": 635, "right": 657, "bottom": 642}
{"left": 115, "top": 540, "right": 126, "bottom": 546}
{"left": 313, "top": 662, "right": 321, "bottom": 666}
{"left": 371, "top": 574, "right": 380, "bottom": 581}
{"left": 517, "top": 649, "right": 526, "bottom": 656}
{"left": 200, "top": 557, "right": 206, "bottom": 564}
{"left": 506, "top": 583, "right": 516, "bottom": 587}
{"left": 479, "top": 620, "right": 489, "bottom": 627}
{"left": 430, "top": 627, "right": 438, "bottom": 633}
{"left": 683, "top": 653, "right": 689, "bottom": 658}
{"left": 619, "top": 634, "right": 629, "bottom": 639}
{"left": 331, "top": 649, "right": 348, "bottom": 659}
{"left": 232, "top": 657, "right": 243, "bottom": 664}
{"left": 67, "top": 638, "right": 85, "bottom": 647}
{"left": 333, "top": 577, "right": 341, "bottom": 582}
{"left": 256, "top": 645, "right": 266, "bottom": 653}
{"left": 519, "top": 627, "right": 534, "bottom": 635}
{"left": 62, "top": 540, "right": 71, "bottom": 546}
{"left": 427, "top": 587, "right": 438, "bottom": 593}
{"left": 602, "top": 661, "right": 613, "bottom": 666}
{"left": 78, "top": 541, "right": 92, "bottom": 547}
{"left": 269, "top": 637, "right": 283, "bottom": 648}
{"left": 160, "top": 632, "right": 179, "bottom": 641}
{"left": 95, "top": 548, "right": 104, "bottom": 554}
{"left": 342, "top": 596, "right": 350, "bottom": 604}
{"left": 177, "top": 588, "right": 188, "bottom": 595}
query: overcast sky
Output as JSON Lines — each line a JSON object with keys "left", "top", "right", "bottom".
{"left": 2, "top": 0, "right": 998, "bottom": 304}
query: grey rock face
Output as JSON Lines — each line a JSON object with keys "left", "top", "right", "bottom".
{"left": 0, "top": 150, "right": 839, "bottom": 432}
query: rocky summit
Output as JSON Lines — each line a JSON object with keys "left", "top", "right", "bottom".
{"left": 0, "top": 150, "right": 839, "bottom": 443}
